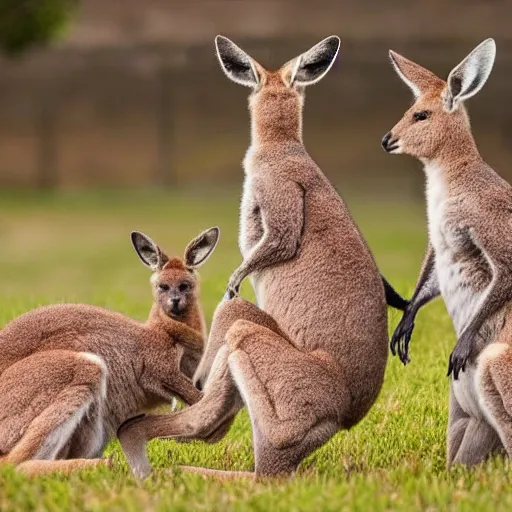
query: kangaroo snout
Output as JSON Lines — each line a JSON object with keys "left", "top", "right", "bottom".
{"left": 170, "top": 298, "right": 181, "bottom": 315}
{"left": 381, "top": 132, "right": 399, "bottom": 153}
{"left": 381, "top": 132, "right": 391, "bottom": 150}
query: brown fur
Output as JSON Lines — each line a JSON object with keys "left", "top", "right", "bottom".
{"left": 0, "top": 227, "right": 219, "bottom": 476}
{"left": 118, "top": 35, "right": 390, "bottom": 480}
{"left": 384, "top": 39, "right": 512, "bottom": 467}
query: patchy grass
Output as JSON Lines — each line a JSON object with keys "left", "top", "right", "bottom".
{"left": 0, "top": 189, "right": 510, "bottom": 511}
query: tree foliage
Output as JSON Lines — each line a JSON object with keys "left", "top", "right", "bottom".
{"left": 0, "top": 0, "right": 79, "bottom": 56}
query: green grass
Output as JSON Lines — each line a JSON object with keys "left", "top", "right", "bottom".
{"left": 0, "top": 189, "right": 511, "bottom": 511}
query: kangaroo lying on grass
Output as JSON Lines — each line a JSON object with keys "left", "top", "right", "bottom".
{"left": 118, "top": 35, "right": 399, "bottom": 480}
{"left": 383, "top": 38, "right": 512, "bottom": 466}
{"left": 0, "top": 227, "right": 218, "bottom": 476}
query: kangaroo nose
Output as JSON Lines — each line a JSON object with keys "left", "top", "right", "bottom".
{"left": 170, "top": 298, "right": 181, "bottom": 315}
{"left": 381, "top": 132, "right": 392, "bottom": 150}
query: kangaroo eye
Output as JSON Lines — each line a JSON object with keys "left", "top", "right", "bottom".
{"left": 178, "top": 282, "right": 191, "bottom": 292}
{"left": 158, "top": 283, "right": 170, "bottom": 292}
{"left": 413, "top": 111, "right": 430, "bottom": 122}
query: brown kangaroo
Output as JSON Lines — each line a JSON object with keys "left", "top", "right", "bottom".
{"left": 383, "top": 39, "right": 512, "bottom": 467}
{"left": 0, "top": 227, "right": 219, "bottom": 476}
{"left": 118, "top": 35, "right": 394, "bottom": 480}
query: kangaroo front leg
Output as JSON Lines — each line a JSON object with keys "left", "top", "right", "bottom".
{"left": 179, "top": 350, "right": 203, "bottom": 380}
{"left": 167, "top": 323, "right": 204, "bottom": 353}
{"left": 449, "top": 226, "right": 512, "bottom": 379}
{"left": 391, "top": 242, "right": 439, "bottom": 364}
{"left": 227, "top": 180, "right": 305, "bottom": 297}
{"left": 118, "top": 345, "right": 243, "bottom": 480}
{"left": 144, "top": 371, "right": 203, "bottom": 408}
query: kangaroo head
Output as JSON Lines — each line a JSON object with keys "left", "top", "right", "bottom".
{"left": 382, "top": 39, "right": 496, "bottom": 162}
{"left": 131, "top": 228, "right": 219, "bottom": 319}
{"left": 215, "top": 35, "right": 340, "bottom": 143}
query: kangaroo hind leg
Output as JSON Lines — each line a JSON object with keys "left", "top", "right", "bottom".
{"left": 226, "top": 318, "right": 342, "bottom": 477}
{"left": 476, "top": 342, "right": 512, "bottom": 460}
{"left": 0, "top": 350, "right": 107, "bottom": 475}
{"left": 447, "top": 382, "right": 503, "bottom": 468}
{"left": 182, "top": 318, "right": 341, "bottom": 480}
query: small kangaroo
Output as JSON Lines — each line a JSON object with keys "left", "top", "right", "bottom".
{"left": 0, "top": 227, "right": 218, "bottom": 476}
{"left": 118, "top": 35, "right": 395, "bottom": 480}
{"left": 383, "top": 39, "right": 512, "bottom": 466}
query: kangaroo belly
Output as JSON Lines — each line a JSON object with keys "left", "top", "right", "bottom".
{"left": 452, "top": 366, "right": 485, "bottom": 419}
{"left": 252, "top": 232, "right": 387, "bottom": 354}
{"left": 436, "top": 253, "right": 484, "bottom": 336}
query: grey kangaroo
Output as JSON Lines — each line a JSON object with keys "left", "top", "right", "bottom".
{"left": 118, "top": 35, "right": 400, "bottom": 480}
{"left": 383, "top": 38, "right": 512, "bottom": 467}
{"left": 0, "top": 228, "right": 218, "bottom": 476}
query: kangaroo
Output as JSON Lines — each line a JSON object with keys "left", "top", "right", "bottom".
{"left": 382, "top": 38, "right": 512, "bottom": 467}
{"left": 0, "top": 227, "right": 218, "bottom": 476}
{"left": 118, "top": 35, "right": 394, "bottom": 480}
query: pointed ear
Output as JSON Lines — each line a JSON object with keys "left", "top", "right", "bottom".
{"left": 389, "top": 50, "right": 445, "bottom": 98}
{"left": 443, "top": 38, "right": 496, "bottom": 112}
{"left": 184, "top": 227, "right": 219, "bottom": 269}
{"left": 131, "top": 231, "right": 168, "bottom": 271}
{"left": 282, "top": 36, "right": 340, "bottom": 87}
{"left": 215, "top": 35, "right": 262, "bottom": 88}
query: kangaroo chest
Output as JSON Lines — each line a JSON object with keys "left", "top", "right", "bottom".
{"left": 426, "top": 168, "right": 494, "bottom": 419}
{"left": 426, "top": 169, "right": 491, "bottom": 336}
{"left": 239, "top": 174, "right": 263, "bottom": 258}
{"left": 239, "top": 169, "right": 266, "bottom": 305}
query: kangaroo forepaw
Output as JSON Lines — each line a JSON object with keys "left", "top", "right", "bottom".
{"left": 447, "top": 332, "right": 472, "bottom": 380}
{"left": 226, "top": 282, "right": 240, "bottom": 300}
{"left": 390, "top": 314, "right": 415, "bottom": 365}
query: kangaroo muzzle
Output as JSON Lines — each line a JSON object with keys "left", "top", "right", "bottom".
{"left": 381, "top": 132, "right": 400, "bottom": 153}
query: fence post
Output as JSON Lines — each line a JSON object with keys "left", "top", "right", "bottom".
{"left": 155, "top": 59, "right": 175, "bottom": 187}
{"left": 35, "top": 87, "right": 58, "bottom": 189}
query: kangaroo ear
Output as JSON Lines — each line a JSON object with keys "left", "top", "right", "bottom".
{"left": 131, "top": 231, "right": 168, "bottom": 271}
{"left": 215, "top": 35, "right": 262, "bottom": 88}
{"left": 444, "top": 38, "right": 496, "bottom": 112}
{"left": 184, "top": 227, "right": 220, "bottom": 269}
{"left": 283, "top": 36, "right": 340, "bottom": 87}
{"left": 389, "top": 50, "right": 445, "bottom": 98}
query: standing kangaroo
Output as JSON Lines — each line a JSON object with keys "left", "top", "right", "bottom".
{"left": 0, "top": 227, "right": 218, "bottom": 476}
{"left": 383, "top": 39, "right": 512, "bottom": 466}
{"left": 118, "top": 35, "right": 394, "bottom": 480}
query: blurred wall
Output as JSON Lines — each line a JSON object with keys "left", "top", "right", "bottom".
{"left": 0, "top": 0, "right": 510, "bottom": 190}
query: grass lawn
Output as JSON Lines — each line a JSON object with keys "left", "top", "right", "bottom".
{"left": 0, "top": 189, "right": 511, "bottom": 511}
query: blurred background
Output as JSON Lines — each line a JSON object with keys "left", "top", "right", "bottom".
{"left": 0, "top": 0, "right": 507, "bottom": 318}
{"left": 0, "top": 0, "right": 510, "bottom": 192}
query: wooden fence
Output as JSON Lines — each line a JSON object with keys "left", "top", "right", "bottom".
{"left": 0, "top": 37, "right": 511, "bottom": 190}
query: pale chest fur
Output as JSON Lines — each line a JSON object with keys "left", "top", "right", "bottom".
{"left": 426, "top": 163, "right": 493, "bottom": 419}
{"left": 239, "top": 173, "right": 259, "bottom": 258}
{"left": 425, "top": 164, "right": 488, "bottom": 336}
{"left": 240, "top": 150, "right": 258, "bottom": 251}
{"left": 240, "top": 149, "right": 266, "bottom": 305}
